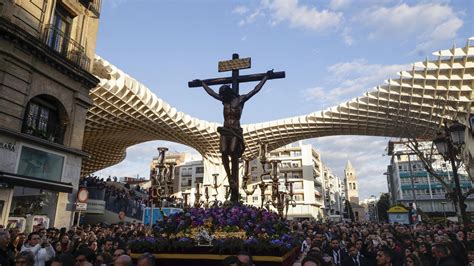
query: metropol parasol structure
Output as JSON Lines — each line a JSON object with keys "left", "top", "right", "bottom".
{"left": 82, "top": 38, "right": 474, "bottom": 197}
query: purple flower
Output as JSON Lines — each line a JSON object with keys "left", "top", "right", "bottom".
{"left": 270, "top": 239, "right": 283, "bottom": 246}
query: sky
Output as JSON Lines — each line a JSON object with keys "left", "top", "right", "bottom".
{"left": 93, "top": 0, "right": 474, "bottom": 200}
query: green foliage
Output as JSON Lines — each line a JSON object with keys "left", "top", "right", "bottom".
{"left": 344, "top": 200, "right": 355, "bottom": 221}
{"left": 377, "top": 193, "right": 391, "bottom": 222}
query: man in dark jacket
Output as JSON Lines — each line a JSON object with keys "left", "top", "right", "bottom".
{"left": 324, "top": 238, "right": 347, "bottom": 266}
{"left": 432, "top": 243, "right": 459, "bottom": 266}
{"left": 342, "top": 243, "right": 369, "bottom": 266}
{"left": 0, "top": 230, "right": 15, "bottom": 266}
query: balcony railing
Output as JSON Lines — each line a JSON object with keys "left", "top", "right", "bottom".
{"left": 85, "top": 185, "right": 144, "bottom": 220}
{"left": 22, "top": 114, "right": 64, "bottom": 144}
{"left": 42, "top": 25, "right": 91, "bottom": 70}
{"left": 79, "top": 0, "right": 102, "bottom": 18}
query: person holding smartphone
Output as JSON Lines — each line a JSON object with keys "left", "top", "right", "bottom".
{"left": 20, "top": 232, "right": 55, "bottom": 266}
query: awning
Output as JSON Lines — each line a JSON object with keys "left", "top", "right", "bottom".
{"left": 0, "top": 171, "right": 74, "bottom": 193}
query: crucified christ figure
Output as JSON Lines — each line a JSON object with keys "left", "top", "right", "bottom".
{"left": 196, "top": 70, "right": 273, "bottom": 202}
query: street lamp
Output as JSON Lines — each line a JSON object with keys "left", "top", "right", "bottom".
{"left": 432, "top": 121, "right": 468, "bottom": 229}
{"left": 448, "top": 122, "right": 467, "bottom": 146}
{"left": 440, "top": 201, "right": 447, "bottom": 225}
{"left": 394, "top": 151, "right": 418, "bottom": 220}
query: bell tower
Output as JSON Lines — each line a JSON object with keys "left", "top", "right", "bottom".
{"left": 344, "top": 160, "right": 359, "bottom": 204}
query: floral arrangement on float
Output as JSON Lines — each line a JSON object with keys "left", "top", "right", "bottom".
{"left": 128, "top": 204, "right": 300, "bottom": 256}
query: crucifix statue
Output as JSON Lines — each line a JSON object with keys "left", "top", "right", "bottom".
{"left": 189, "top": 53, "right": 285, "bottom": 203}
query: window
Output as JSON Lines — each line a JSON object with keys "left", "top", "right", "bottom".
{"left": 47, "top": 5, "right": 73, "bottom": 54}
{"left": 17, "top": 146, "right": 65, "bottom": 181}
{"left": 251, "top": 174, "right": 257, "bottom": 181}
{"left": 10, "top": 187, "right": 58, "bottom": 218}
{"left": 181, "top": 168, "right": 192, "bottom": 177}
{"left": 293, "top": 173, "right": 301, "bottom": 179}
{"left": 22, "top": 96, "right": 65, "bottom": 144}
{"left": 294, "top": 194, "right": 304, "bottom": 201}
{"left": 195, "top": 167, "right": 204, "bottom": 174}
{"left": 293, "top": 182, "right": 303, "bottom": 190}
{"left": 181, "top": 178, "right": 191, "bottom": 187}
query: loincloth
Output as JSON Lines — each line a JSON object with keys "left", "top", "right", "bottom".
{"left": 217, "top": 126, "right": 245, "bottom": 156}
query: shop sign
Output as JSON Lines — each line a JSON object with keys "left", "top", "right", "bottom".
{"left": 75, "top": 202, "right": 87, "bottom": 211}
{"left": 77, "top": 188, "right": 89, "bottom": 203}
{"left": 84, "top": 199, "right": 105, "bottom": 214}
{"left": 388, "top": 213, "right": 410, "bottom": 224}
{"left": 0, "top": 142, "right": 15, "bottom": 152}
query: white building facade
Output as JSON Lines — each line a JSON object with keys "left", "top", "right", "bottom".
{"left": 322, "top": 166, "right": 344, "bottom": 217}
{"left": 386, "top": 140, "right": 474, "bottom": 216}
{"left": 244, "top": 143, "right": 337, "bottom": 220}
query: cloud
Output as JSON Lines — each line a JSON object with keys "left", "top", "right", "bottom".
{"left": 233, "top": 5, "right": 249, "bottom": 15}
{"left": 414, "top": 16, "right": 463, "bottom": 53}
{"left": 329, "top": 0, "right": 350, "bottom": 10}
{"left": 263, "top": 0, "right": 343, "bottom": 31}
{"left": 358, "top": 3, "right": 463, "bottom": 53}
{"left": 234, "top": 0, "right": 342, "bottom": 31}
{"left": 233, "top": 1, "right": 355, "bottom": 45}
{"left": 309, "top": 136, "right": 390, "bottom": 200}
{"left": 103, "top": 0, "right": 133, "bottom": 8}
{"left": 94, "top": 140, "right": 200, "bottom": 179}
{"left": 341, "top": 27, "right": 354, "bottom": 46}
{"left": 239, "top": 9, "right": 264, "bottom": 26}
{"left": 304, "top": 59, "right": 408, "bottom": 107}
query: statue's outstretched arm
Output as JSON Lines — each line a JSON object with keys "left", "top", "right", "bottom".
{"left": 197, "top": 80, "right": 222, "bottom": 101}
{"left": 241, "top": 70, "right": 273, "bottom": 103}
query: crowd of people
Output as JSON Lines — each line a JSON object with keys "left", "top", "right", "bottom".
{"left": 0, "top": 219, "right": 472, "bottom": 266}
{"left": 1, "top": 176, "right": 473, "bottom": 266}
{"left": 294, "top": 221, "right": 473, "bottom": 266}
{"left": 0, "top": 222, "right": 156, "bottom": 266}
{"left": 80, "top": 176, "right": 147, "bottom": 220}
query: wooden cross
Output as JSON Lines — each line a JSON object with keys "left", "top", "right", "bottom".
{"left": 188, "top": 53, "right": 285, "bottom": 94}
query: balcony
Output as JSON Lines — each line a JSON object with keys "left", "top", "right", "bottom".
{"left": 42, "top": 25, "right": 91, "bottom": 70}
{"left": 22, "top": 114, "right": 64, "bottom": 144}
{"left": 79, "top": 0, "right": 102, "bottom": 18}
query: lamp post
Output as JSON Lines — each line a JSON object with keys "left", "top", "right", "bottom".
{"left": 258, "top": 143, "right": 296, "bottom": 218}
{"left": 433, "top": 121, "right": 469, "bottom": 229}
{"left": 148, "top": 147, "right": 180, "bottom": 225}
{"left": 394, "top": 151, "right": 419, "bottom": 219}
{"left": 440, "top": 201, "right": 447, "bottom": 225}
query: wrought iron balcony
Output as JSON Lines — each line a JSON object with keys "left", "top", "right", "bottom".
{"left": 42, "top": 24, "right": 91, "bottom": 70}
{"left": 79, "top": 0, "right": 102, "bottom": 18}
{"left": 22, "top": 114, "right": 64, "bottom": 144}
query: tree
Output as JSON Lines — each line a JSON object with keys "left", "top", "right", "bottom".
{"left": 404, "top": 136, "right": 472, "bottom": 226}
{"left": 377, "top": 193, "right": 390, "bottom": 223}
{"left": 344, "top": 200, "right": 355, "bottom": 221}
{"left": 384, "top": 101, "right": 473, "bottom": 227}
